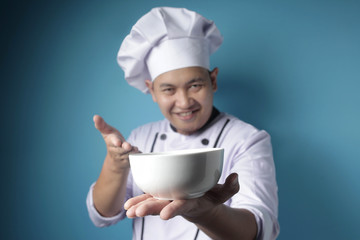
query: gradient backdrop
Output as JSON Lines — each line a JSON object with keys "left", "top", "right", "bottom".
{"left": 1, "top": 0, "right": 359, "bottom": 239}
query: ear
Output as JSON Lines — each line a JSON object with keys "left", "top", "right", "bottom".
{"left": 209, "top": 67, "right": 219, "bottom": 92}
{"left": 145, "top": 80, "right": 157, "bottom": 102}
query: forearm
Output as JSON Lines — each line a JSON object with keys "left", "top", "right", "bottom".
{"left": 93, "top": 154, "right": 129, "bottom": 217}
{"left": 193, "top": 205, "right": 257, "bottom": 240}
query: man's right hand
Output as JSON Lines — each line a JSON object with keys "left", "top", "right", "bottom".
{"left": 93, "top": 115, "right": 139, "bottom": 171}
{"left": 92, "top": 115, "right": 139, "bottom": 217}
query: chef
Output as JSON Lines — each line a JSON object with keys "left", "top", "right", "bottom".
{"left": 86, "top": 7, "right": 279, "bottom": 240}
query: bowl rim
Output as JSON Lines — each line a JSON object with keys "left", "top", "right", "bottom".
{"left": 129, "top": 147, "right": 224, "bottom": 157}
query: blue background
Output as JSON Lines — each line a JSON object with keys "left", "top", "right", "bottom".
{"left": 1, "top": 0, "right": 359, "bottom": 239}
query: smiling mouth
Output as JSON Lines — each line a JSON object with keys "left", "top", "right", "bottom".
{"left": 178, "top": 111, "right": 193, "bottom": 117}
{"left": 175, "top": 109, "right": 199, "bottom": 119}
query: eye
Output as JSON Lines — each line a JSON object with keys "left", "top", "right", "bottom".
{"left": 162, "top": 88, "right": 175, "bottom": 94}
{"left": 189, "top": 84, "right": 203, "bottom": 91}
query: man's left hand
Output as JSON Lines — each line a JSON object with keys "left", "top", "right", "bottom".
{"left": 124, "top": 173, "right": 239, "bottom": 223}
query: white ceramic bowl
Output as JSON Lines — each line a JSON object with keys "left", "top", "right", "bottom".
{"left": 129, "top": 148, "right": 224, "bottom": 200}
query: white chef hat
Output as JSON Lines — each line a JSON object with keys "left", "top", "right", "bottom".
{"left": 117, "top": 7, "right": 223, "bottom": 93}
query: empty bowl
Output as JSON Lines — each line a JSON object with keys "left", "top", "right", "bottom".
{"left": 129, "top": 148, "right": 224, "bottom": 200}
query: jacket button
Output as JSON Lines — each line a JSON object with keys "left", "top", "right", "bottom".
{"left": 160, "top": 134, "right": 167, "bottom": 140}
{"left": 201, "top": 138, "right": 209, "bottom": 145}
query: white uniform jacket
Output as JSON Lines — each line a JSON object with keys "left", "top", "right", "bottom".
{"left": 87, "top": 111, "right": 280, "bottom": 239}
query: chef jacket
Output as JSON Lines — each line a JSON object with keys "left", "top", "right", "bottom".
{"left": 86, "top": 109, "right": 279, "bottom": 239}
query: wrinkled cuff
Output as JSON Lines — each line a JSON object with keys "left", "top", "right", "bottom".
{"left": 241, "top": 205, "right": 279, "bottom": 240}
{"left": 86, "top": 183, "right": 126, "bottom": 227}
{"left": 243, "top": 207, "right": 263, "bottom": 239}
{"left": 235, "top": 204, "right": 279, "bottom": 240}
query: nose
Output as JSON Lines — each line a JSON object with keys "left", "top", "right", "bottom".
{"left": 176, "top": 89, "right": 192, "bottom": 108}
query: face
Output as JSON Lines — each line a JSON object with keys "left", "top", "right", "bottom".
{"left": 146, "top": 67, "right": 218, "bottom": 135}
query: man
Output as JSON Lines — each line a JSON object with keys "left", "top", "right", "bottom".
{"left": 86, "top": 7, "right": 279, "bottom": 240}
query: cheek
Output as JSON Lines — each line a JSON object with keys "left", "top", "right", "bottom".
{"left": 198, "top": 91, "right": 213, "bottom": 105}
{"left": 157, "top": 97, "right": 173, "bottom": 112}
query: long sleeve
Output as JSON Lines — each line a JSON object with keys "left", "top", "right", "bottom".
{"left": 86, "top": 183, "right": 127, "bottom": 227}
{"left": 229, "top": 130, "right": 279, "bottom": 239}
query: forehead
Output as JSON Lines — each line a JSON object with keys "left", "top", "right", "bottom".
{"left": 153, "top": 67, "right": 209, "bottom": 86}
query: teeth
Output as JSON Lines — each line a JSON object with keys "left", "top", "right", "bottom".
{"left": 179, "top": 111, "right": 192, "bottom": 117}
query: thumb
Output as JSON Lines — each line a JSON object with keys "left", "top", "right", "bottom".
{"left": 206, "top": 173, "right": 240, "bottom": 204}
{"left": 224, "top": 173, "right": 240, "bottom": 196}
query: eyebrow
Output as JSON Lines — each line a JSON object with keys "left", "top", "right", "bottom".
{"left": 159, "top": 83, "right": 175, "bottom": 88}
{"left": 187, "top": 78, "right": 206, "bottom": 85}
{"left": 159, "top": 78, "right": 206, "bottom": 88}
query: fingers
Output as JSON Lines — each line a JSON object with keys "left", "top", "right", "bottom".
{"left": 135, "top": 200, "right": 170, "bottom": 218}
{"left": 93, "top": 115, "right": 115, "bottom": 135}
{"left": 124, "top": 194, "right": 153, "bottom": 210}
{"left": 107, "top": 144, "right": 133, "bottom": 158}
{"left": 124, "top": 196, "right": 194, "bottom": 220}
{"left": 93, "top": 115, "right": 126, "bottom": 147}
{"left": 160, "top": 200, "right": 189, "bottom": 220}
{"left": 124, "top": 194, "right": 171, "bottom": 218}
{"left": 162, "top": 174, "right": 240, "bottom": 221}
{"left": 123, "top": 174, "right": 240, "bottom": 221}
{"left": 122, "top": 141, "right": 132, "bottom": 152}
